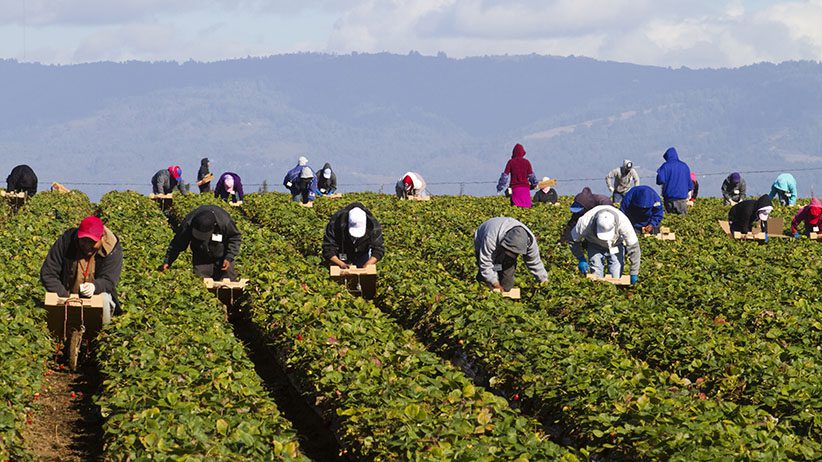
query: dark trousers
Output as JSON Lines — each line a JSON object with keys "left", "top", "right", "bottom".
{"left": 476, "top": 259, "right": 517, "bottom": 291}
{"left": 664, "top": 198, "right": 688, "bottom": 215}
{"left": 194, "top": 260, "right": 238, "bottom": 281}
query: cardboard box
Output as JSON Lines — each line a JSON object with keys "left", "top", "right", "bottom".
{"left": 43, "top": 293, "right": 105, "bottom": 338}
{"left": 586, "top": 274, "right": 632, "bottom": 286}
{"left": 492, "top": 287, "right": 521, "bottom": 300}
{"left": 330, "top": 265, "right": 377, "bottom": 299}
{"left": 719, "top": 219, "right": 787, "bottom": 240}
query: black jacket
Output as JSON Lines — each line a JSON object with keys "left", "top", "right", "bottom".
{"left": 322, "top": 202, "right": 385, "bottom": 262}
{"left": 197, "top": 158, "right": 211, "bottom": 193}
{"left": 6, "top": 164, "right": 38, "bottom": 196}
{"left": 165, "top": 205, "right": 241, "bottom": 266}
{"left": 533, "top": 188, "right": 558, "bottom": 204}
{"left": 317, "top": 163, "right": 337, "bottom": 192}
{"left": 728, "top": 195, "right": 772, "bottom": 233}
{"left": 40, "top": 228, "right": 123, "bottom": 309}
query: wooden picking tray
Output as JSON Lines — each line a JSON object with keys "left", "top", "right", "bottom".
{"left": 719, "top": 218, "right": 788, "bottom": 241}
{"left": 0, "top": 190, "right": 26, "bottom": 198}
{"left": 204, "top": 278, "right": 249, "bottom": 290}
{"left": 330, "top": 265, "right": 377, "bottom": 299}
{"left": 587, "top": 274, "right": 632, "bottom": 286}
{"left": 322, "top": 194, "right": 343, "bottom": 199}
{"left": 407, "top": 195, "right": 431, "bottom": 201}
{"left": 492, "top": 287, "right": 521, "bottom": 300}
{"left": 149, "top": 193, "right": 173, "bottom": 200}
{"left": 644, "top": 226, "right": 676, "bottom": 241}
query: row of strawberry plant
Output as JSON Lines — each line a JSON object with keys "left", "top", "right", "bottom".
{"left": 371, "top": 195, "right": 820, "bottom": 439}
{"left": 256, "top": 192, "right": 819, "bottom": 460}
{"left": 174, "top": 193, "right": 579, "bottom": 461}
{"left": 0, "top": 191, "right": 94, "bottom": 461}
{"left": 95, "top": 191, "right": 305, "bottom": 460}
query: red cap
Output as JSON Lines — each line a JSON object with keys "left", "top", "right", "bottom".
{"left": 168, "top": 165, "right": 182, "bottom": 180}
{"left": 77, "top": 216, "right": 105, "bottom": 241}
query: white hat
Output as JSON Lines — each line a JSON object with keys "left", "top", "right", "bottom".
{"left": 323, "top": 168, "right": 332, "bottom": 179}
{"left": 300, "top": 166, "right": 314, "bottom": 179}
{"left": 298, "top": 156, "right": 308, "bottom": 166}
{"left": 348, "top": 207, "right": 367, "bottom": 238}
{"left": 758, "top": 205, "right": 773, "bottom": 222}
{"left": 596, "top": 212, "right": 616, "bottom": 241}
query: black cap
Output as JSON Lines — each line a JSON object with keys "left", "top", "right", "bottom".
{"left": 191, "top": 211, "right": 217, "bottom": 241}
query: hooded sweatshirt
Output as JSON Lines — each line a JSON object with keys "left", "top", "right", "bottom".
{"left": 620, "top": 185, "right": 664, "bottom": 229}
{"left": 728, "top": 195, "right": 773, "bottom": 234}
{"left": 769, "top": 173, "right": 798, "bottom": 206}
{"left": 151, "top": 168, "right": 186, "bottom": 195}
{"left": 322, "top": 202, "right": 385, "bottom": 263}
{"left": 605, "top": 160, "right": 640, "bottom": 194}
{"left": 791, "top": 198, "right": 822, "bottom": 235}
{"left": 570, "top": 206, "right": 641, "bottom": 276}
{"left": 655, "top": 148, "right": 693, "bottom": 200}
{"left": 197, "top": 158, "right": 211, "bottom": 192}
{"left": 474, "top": 217, "right": 548, "bottom": 286}
{"left": 689, "top": 172, "right": 699, "bottom": 200}
{"left": 214, "top": 172, "right": 244, "bottom": 203}
{"left": 318, "top": 163, "right": 337, "bottom": 191}
{"left": 6, "top": 164, "right": 38, "bottom": 196}
{"left": 497, "top": 144, "right": 537, "bottom": 191}
{"left": 721, "top": 174, "right": 746, "bottom": 203}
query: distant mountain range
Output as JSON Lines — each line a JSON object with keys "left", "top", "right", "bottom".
{"left": 1, "top": 53, "right": 821, "bottom": 200}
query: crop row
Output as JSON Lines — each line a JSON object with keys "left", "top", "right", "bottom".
{"left": 95, "top": 191, "right": 305, "bottom": 460}
{"left": 0, "top": 191, "right": 94, "bottom": 460}
{"left": 248, "top": 192, "right": 819, "bottom": 460}
{"left": 358, "top": 194, "right": 820, "bottom": 441}
{"left": 172, "top": 193, "right": 578, "bottom": 461}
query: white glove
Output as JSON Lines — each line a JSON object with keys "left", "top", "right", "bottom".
{"left": 320, "top": 188, "right": 326, "bottom": 193}
{"left": 80, "top": 282, "right": 95, "bottom": 298}
{"left": 286, "top": 182, "right": 292, "bottom": 188}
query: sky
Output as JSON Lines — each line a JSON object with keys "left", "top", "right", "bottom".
{"left": 0, "top": 1, "right": 821, "bottom": 68}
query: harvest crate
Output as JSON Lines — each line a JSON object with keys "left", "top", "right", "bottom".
{"left": 586, "top": 273, "right": 632, "bottom": 286}
{"left": 492, "top": 287, "right": 521, "bottom": 299}
{"left": 330, "top": 265, "right": 377, "bottom": 299}
{"left": 644, "top": 226, "right": 676, "bottom": 241}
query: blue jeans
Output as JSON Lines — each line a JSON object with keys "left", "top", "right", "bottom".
{"left": 612, "top": 191, "right": 625, "bottom": 204}
{"left": 588, "top": 242, "right": 624, "bottom": 278}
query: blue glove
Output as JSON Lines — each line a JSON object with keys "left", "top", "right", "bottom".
{"left": 794, "top": 232, "right": 800, "bottom": 239}
{"left": 577, "top": 260, "right": 589, "bottom": 275}
{"left": 764, "top": 233, "right": 769, "bottom": 243}
{"left": 630, "top": 275, "right": 638, "bottom": 285}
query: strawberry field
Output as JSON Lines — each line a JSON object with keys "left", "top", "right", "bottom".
{"left": 0, "top": 190, "right": 819, "bottom": 461}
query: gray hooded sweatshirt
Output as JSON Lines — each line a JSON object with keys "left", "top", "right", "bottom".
{"left": 473, "top": 217, "right": 548, "bottom": 286}
{"left": 605, "top": 160, "right": 640, "bottom": 194}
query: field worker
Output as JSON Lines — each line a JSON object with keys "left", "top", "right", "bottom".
{"left": 790, "top": 198, "right": 822, "bottom": 237}
{"left": 284, "top": 156, "right": 312, "bottom": 201}
{"left": 322, "top": 202, "right": 384, "bottom": 268}
{"left": 721, "top": 172, "right": 746, "bottom": 205}
{"left": 197, "top": 158, "right": 212, "bottom": 193}
{"left": 605, "top": 159, "right": 639, "bottom": 203}
{"left": 533, "top": 177, "right": 558, "bottom": 204}
{"left": 474, "top": 217, "right": 548, "bottom": 291}
{"left": 496, "top": 143, "right": 538, "bottom": 208}
{"left": 688, "top": 172, "right": 699, "bottom": 205}
{"left": 395, "top": 172, "right": 429, "bottom": 199}
{"left": 317, "top": 163, "right": 337, "bottom": 196}
{"left": 162, "top": 205, "right": 242, "bottom": 281}
{"left": 40, "top": 216, "right": 122, "bottom": 323}
{"left": 570, "top": 206, "right": 640, "bottom": 284}
{"left": 559, "top": 187, "right": 613, "bottom": 243}
{"left": 152, "top": 165, "right": 186, "bottom": 195}
{"left": 620, "top": 185, "right": 664, "bottom": 235}
{"left": 769, "top": 173, "right": 797, "bottom": 206}
{"left": 6, "top": 164, "right": 38, "bottom": 197}
{"left": 214, "top": 172, "right": 244, "bottom": 204}
{"left": 655, "top": 147, "right": 692, "bottom": 215}
{"left": 728, "top": 194, "right": 773, "bottom": 235}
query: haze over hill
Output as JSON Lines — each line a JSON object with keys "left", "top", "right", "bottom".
{"left": 1, "top": 53, "right": 821, "bottom": 200}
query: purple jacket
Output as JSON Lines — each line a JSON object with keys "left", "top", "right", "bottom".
{"left": 214, "top": 172, "right": 244, "bottom": 203}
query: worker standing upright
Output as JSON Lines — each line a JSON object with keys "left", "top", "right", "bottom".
{"left": 605, "top": 160, "right": 639, "bottom": 204}
{"left": 655, "top": 147, "right": 692, "bottom": 215}
{"left": 497, "top": 143, "right": 537, "bottom": 208}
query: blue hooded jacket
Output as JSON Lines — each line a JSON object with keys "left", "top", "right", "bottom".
{"left": 769, "top": 173, "right": 797, "bottom": 206}
{"left": 656, "top": 147, "right": 693, "bottom": 200}
{"left": 620, "top": 185, "right": 664, "bottom": 228}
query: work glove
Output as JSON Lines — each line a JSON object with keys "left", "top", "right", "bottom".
{"left": 286, "top": 181, "right": 292, "bottom": 188}
{"left": 794, "top": 232, "right": 801, "bottom": 239}
{"left": 79, "top": 282, "right": 95, "bottom": 297}
{"left": 630, "top": 275, "right": 638, "bottom": 285}
{"left": 763, "top": 233, "right": 769, "bottom": 243}
{"left": 320, "top": 188, "right": 326, "bottom": 193}
{"left": 577, "top": 260, "right": 589, "bottom": 275}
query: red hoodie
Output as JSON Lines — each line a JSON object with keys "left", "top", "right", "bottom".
{"left": 791, "top": 197, "right": 822, "bottom": 234}
{"left": 503, "top": 144, "right": 534, "bottom": 188}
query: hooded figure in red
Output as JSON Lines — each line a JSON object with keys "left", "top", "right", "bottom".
{"left": 497, "top": 143, "right": 538, "bottom": 208}
{"left": 791, "top": 197, "right": 822, "bottom": 236}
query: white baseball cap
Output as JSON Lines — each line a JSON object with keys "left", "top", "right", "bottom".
{"left": 323, "top": 168, "right": 332, "bottom": 179}
{"left": 596, "top": 212, "right": 616, "bottom": 241}
{"left": 758, "top": 206, "right": 773, "bottom": 222}
{"left": 300, "top": 166, "right": 314, "bottom": 179}
{"left": 298, "top": 156, "right": 308, "bottom": 166}
{"left": 348, "top": 207, "right": 367, "bottom": 238}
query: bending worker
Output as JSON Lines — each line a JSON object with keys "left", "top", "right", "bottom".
{"left": 152, "top": 165, "right": 186, "bottom": 195}
{"left": 284, "top": 156, "right": 317, "bottom": 203}
{"left": 396, "top": 172, "right": 429, "bottom": 199}
{"left": 605, "top": 159, "right": 639, "bottom": 203}
{"left": 721, "top": 172, "right": 746, "bottom": 205}
{"left": 770, "top": 173, "right": 797, "bottom": 206}
{"left": 322, "top": 202, "right": 384, "bottom": 268}
{"left": 620, "top": 185, "right": 664, "bottom": 235}
{"left": 570, "top": 206, "right": 640, "bottom": 284}
{"left": 474, "top": 217, "right": 548, "bottom": 291}
{"left": 559, "top": 186, "right": 613, "bottom": 243}
{"left": 317, "top": 163, "right": 337, "bottom": 196}
{"left": 6, "top": 164, "right": 38, "bottom": 196}
{"left": 533, "top": 177, "right": 558, "bottom": 204}
{"left": 214, "top": 172, "right": 244, "bottom": 203}
{"left": 41, "top": 216, "right": 123, "bottom": 323}
{"left": 728, "top": 194, "right": 773, "bottom": 235}
{"left": 790, "top": 198, "right": 822, "bottom": 237}
{"left": 163, "top": 205, "right": 241, "bottom": 281}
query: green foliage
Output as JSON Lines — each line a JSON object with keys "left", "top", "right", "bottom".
{"left": 95, "top": 191, "right": 305, "bottom": 461}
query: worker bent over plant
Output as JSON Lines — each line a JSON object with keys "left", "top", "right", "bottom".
{"left": 396, "top": 171, "right": 429, "bottom": 199}
{"left": 162, "top": 205, "right": 242, "bottom": 281}
{"left": 791, "top": 198, "right": 822, "bottom": 238}
{"left": 570, "top": 206, "right": 641, "bottom": 284}
{"left": 474, "top": 217, "right": 548, "bottom": 291}
{"left": 620, "top": 185, "right": 664, "bottom": 235}
{"left": 323, "top": 202, "right": 384, "bottom": 268}
{"left": 40, "top": 216, "right": 123, "bottom": 324}
{"left": 728, "top": 195, "right": 774, "bottom": 238}
{"left": 6, "top": 164, "right": 38, "bottom": 197}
